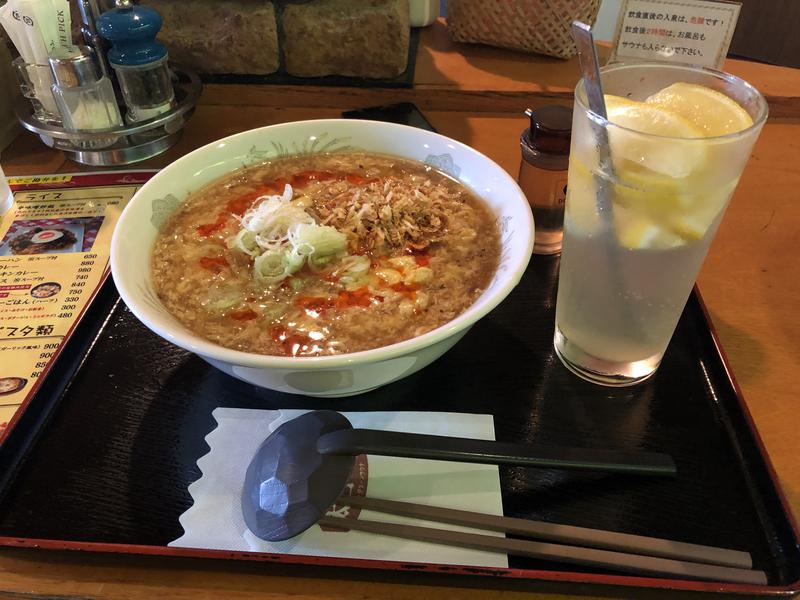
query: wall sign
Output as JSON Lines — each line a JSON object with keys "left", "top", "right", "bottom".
{"left": 609, "top": 0, "right": 741, "bottom": 69}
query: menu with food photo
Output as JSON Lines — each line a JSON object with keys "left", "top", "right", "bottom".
{"left": 0, "top": 216, "right": 103, "bottom": 257}
{"left": 0, "top": 172, "right": 156, "bottom": 431}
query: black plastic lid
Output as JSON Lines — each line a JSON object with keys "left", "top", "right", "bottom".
{"left": 527, "top": 105, "right": 573, "bottom": 155}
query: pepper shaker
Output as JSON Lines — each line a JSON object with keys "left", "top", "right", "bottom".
{"left": 518, "top": 105, "right": 572, "bottom": 255}
{"left": 97, "top": 0, "right": 175, "bottom": 124}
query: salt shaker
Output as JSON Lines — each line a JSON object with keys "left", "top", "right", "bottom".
{"left": 518, "top": 105, "right": 572, "bottom": 255}
{"left": 97, "top": 0, "right": 175, "bottom": 124}
{"left": 49, "top": 47, "right": 123, "bottom": 149}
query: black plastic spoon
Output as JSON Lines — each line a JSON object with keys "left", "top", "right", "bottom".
{"left": 242, "top": 410, "right": 675, "bottom": 542}
{"left": 242, "top": 410, "right": 675, "bottom": 541}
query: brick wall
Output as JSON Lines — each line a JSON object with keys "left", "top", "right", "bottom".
{"left": 141, "top": 0, "right": 411, "bottom": 78}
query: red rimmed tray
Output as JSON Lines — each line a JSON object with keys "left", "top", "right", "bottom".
{"left": 0, "top": 263, "right": 797, "bottom": 595}
{"left": 0, "top": 107, "right": 797, "bottom": 595}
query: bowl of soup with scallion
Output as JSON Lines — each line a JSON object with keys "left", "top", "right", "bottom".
{"left": 111, "top": 120, "right": 534, "bottom": 396}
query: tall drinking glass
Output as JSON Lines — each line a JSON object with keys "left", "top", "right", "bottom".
{"left": 554, "top": 63, "right": 768, "bottom": 386}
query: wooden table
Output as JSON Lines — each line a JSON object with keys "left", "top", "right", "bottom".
{"left": 1, "top": 21, "right": 798, "bottom": 600}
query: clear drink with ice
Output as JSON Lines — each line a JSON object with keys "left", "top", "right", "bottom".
{"left": 554, "top": 63, "right": 767, "bottom": 386}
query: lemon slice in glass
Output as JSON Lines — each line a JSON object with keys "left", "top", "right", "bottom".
{"left": 612, "top": 160, "right": 695, "bottom": 216}
{"left": 603, "top": 94, "right": 707, "bottom": 178}
{"left": 645, "top": 83, "right": 753, "bottom": 136}
{"left": 666, "top": 182, "right": 736, "bottom": 241}
{"left": 613, "top": 206, "right": 684, "bottom": 250}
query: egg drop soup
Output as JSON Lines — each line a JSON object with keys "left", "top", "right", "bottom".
{"left": 151, "top": 153, "right": 501, "bottom": 357}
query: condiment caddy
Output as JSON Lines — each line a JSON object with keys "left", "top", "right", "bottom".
{"left": 15, "top": 67, "right": 200, "bottom": 166}
{"left": 2, "top": 0, "right": 201, "bottom": 165}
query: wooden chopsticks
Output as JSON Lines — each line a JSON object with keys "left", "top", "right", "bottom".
{"left": 320, "top": 496, "right": 766, "bottom": 585}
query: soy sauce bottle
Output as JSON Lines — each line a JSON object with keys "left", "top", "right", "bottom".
{"left": 518, "top": 105, "right": 572, "bottom": 255}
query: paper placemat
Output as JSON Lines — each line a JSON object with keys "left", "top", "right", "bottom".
{"left": 171, "top": 408, "right": 508, "bottom": 568}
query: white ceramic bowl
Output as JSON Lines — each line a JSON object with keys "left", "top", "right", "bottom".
{"left": 111, "top": 119, "right": 534, "bottom": 397}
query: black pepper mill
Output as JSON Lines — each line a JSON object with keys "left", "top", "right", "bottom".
{"left": 518, "top": 105, "right": 572, "bottom": 255}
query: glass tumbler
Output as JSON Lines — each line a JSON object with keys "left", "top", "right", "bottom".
{"left": 554, "top": 63, "right": 767, "bottom": 386}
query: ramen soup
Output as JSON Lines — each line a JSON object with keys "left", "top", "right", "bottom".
{"left": 151, "top": 153, "right": 501, "bottom": 357}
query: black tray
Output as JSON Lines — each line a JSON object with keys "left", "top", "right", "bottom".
{"left": 0, "top": 256, "right": 797, "bottom": 595}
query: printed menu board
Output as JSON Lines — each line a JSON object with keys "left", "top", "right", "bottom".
{"left": 0, "top": 171, "right": 156, "bottom": 433}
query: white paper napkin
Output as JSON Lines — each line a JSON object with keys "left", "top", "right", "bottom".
{"left": 171, "top": 408, "right": 508, "bottom": 568}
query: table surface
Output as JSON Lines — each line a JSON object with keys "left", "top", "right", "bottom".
{"left": 1, "top": 20, "right": 798, "bottom": 600}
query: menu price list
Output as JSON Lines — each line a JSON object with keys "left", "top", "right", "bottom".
{"left": 0, "top": 172, "right": 156, "bottom": 435}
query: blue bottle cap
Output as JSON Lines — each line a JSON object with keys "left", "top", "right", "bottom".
{"left": 97, "top": 0, "right": 168, "bottom": 67}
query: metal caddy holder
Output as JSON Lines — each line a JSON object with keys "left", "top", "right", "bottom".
{"left": 14, "top": 66, "right": 202, "bottom": 167}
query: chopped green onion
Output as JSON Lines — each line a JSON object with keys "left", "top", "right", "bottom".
{"left": 229, "top": 182, "right": 351, "bottom": 285}
{"left": 308, "top": 254, "right": 335, "bottom": 272}
{"left": 255, "top": 251, "right": 285, "bottom": 279}
{"left": 228, "top": 230, "right": 259, "bottom": 256}
{"left": 290, "top": 223, "right": 347, "bottom": 257}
